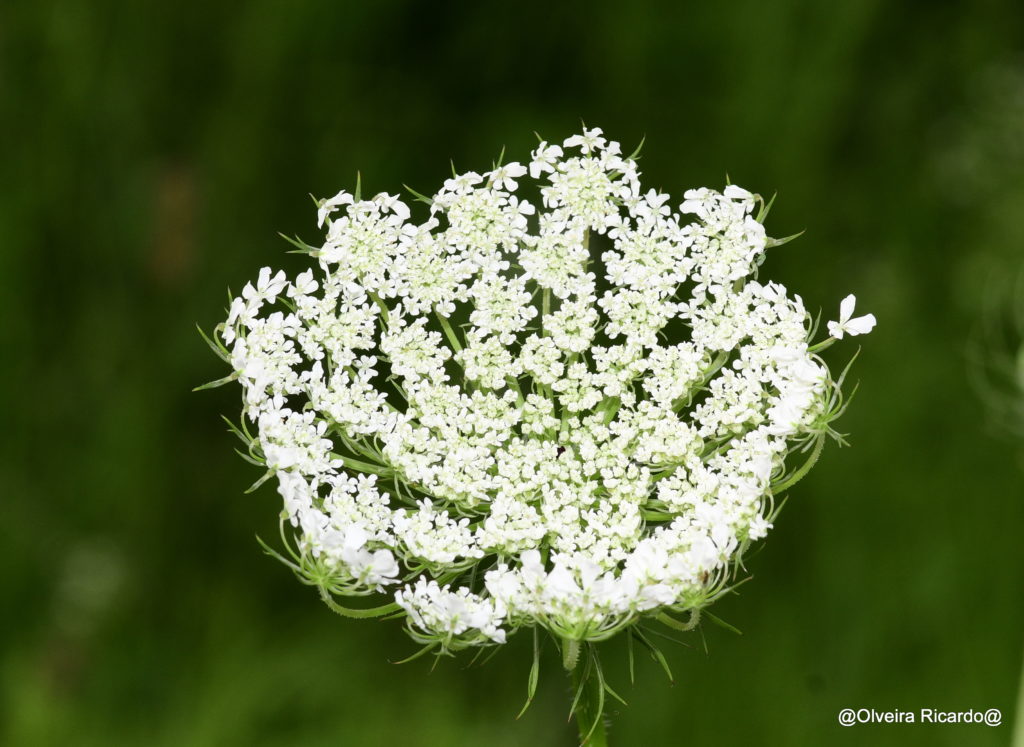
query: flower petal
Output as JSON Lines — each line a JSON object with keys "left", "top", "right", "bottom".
{"left": 845, "top": 313, "right": 877, "bottom": 336}
{"left": 839, "top": 294, "right": 857, "bottom": 323}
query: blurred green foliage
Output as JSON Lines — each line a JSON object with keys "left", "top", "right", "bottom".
{"left": 2, "top": 1, "right": 1023, "bottom": 745}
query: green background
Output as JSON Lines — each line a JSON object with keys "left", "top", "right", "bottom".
{"left": 3, "top": 1, "right": 1023, "bottom": 745}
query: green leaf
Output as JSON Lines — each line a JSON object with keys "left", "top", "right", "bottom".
{"left": 233, "top": 448, "right": 264, "bottom": 467}
{"left": 192, "top": 372, "right": 239, "bottom": 392}
{"left": 767, "top": 494, "right": 790, "bottom": 523}
{"left": 632, "top": 628, "right": 673, "bottom": 683}
{"left": 278, "top": 232, "right": 318, "bottom": 255}
{"left": 403, "top": 183, "right": 433, "bottom": 206}
{"left": 255, "top": 533, "right": 300, "bottom": 572}
{"left": 244, "top": 469, "right": 274, "bottom": 494}
{"left": 836, "top": 347, "right": 862, "bottom": 389}
{"left": 582, "top": 653, "right": 607, "bottom": 744}
{"left": 626, "top": 135, "right": 646, "bottom": 161}
{"left": 593, "top": 650, "right": 627, "bottom": 707}
{"left": 756, "top": 192, "right": 777, "bottom": 223}
{"left": 196, "top": 323, "right": 230, "bottom": 363}
{"left": 703, "top": 610, "right": 743, "bottom": 636}
{"left": 568, "top": 651, "right": 591, "bottom": 716}
{"left": 221, "top": 415, "right": 252, "bottom": 446}
{"left": 766, "top": 229, "right": 805, "bottom": 248}
{"left": 391, "top": 642, "right": 438, "bottom": 665}
{"left": 516, "top": 627, "right": 541, "bottom": 719}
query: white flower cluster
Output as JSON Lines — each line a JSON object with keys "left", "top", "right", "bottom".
{"left": 215, "top": 127, "right": 874, "bottom": 650}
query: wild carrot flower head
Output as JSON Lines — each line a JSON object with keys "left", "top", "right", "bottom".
{"left": 204, "top": 127, "right": 874, "bottom": 654}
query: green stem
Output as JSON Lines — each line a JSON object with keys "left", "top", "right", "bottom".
{"left": 368, "top": 291, "right": 390, "bottom": 323}
{"left": 562, "top": 638, "right": 580, "bottom": 670}
{"left": 331, "top": 452, "right": 393, "bottom": 476}
{"left": 317, "top": 587, "right": 399, "bottom": 619}
{"left": 808, "top": 336, "right": 836, "bottom": 353}
{"left": 771, "top": 434, "right": 825, "bottom": 493}
{"left": 436, "top": 312, "right": 463, "bottom": 353}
